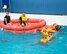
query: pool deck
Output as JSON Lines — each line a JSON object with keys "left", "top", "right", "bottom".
{"left": 0, "top": 13, "right": 67, "bottom": 25}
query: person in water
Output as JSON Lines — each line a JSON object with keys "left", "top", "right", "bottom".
{"left": 53, "top": 23, "right": 62, "bottom": 32}
{"left": 41, "top": 27, "right": 55, "bottom": 35}
{"left": 40, "top": 33, "right": 53, "bottom": 43}
{"left": 4, "top": 12, "right": 11, "bottom": 25}
{"left": 19, "top": 13, "right": 28, "bottom": 26}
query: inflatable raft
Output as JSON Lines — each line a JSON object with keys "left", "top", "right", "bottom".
{"left": 0, "top": 18, "right": 46, "bottom": 34}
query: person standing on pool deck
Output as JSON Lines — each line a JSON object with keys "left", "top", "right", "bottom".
{"left": 4, "top": 11, "right": 11, "bottom": 25}
{"left": 19, "top": 13, "right": 28, "bottom": 26}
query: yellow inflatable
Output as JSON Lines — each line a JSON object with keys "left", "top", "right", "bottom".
{"left": 21, "top": 13, "right": 28, "bottom": 21}
{"left": 41, "top": 28, "right": 55, "bottom": 35}
{"left": 40, "top": 37, "right": 48, "bottom": 43}
{"left": 47, "top": 34, "right": 52, "bottom": 41}
{"left": 40, "top": 33, "right": 53, "bottom": 43}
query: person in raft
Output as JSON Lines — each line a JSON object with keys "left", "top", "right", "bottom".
{"left": 19, "top": 13, "right": 28, "bottom": 26}
{"left": 4, "top": 11, "right": 11, "bottom": 25}
{"left": 53, "top": 23, "right": 62, "bottom": 32}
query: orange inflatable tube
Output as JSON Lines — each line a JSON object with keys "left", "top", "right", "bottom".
{"left": 0, "top": 18, "right": 46, "bottom": 34}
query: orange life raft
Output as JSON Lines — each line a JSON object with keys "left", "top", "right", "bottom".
{"left": 0, "top": 19, "right": 46, "bottom": 34}
{"left": 0, "top": 19, "right": 55, "bottom": 34}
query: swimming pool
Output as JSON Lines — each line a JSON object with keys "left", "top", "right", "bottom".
{"left": 0, "top": 26, "right": 67, "bottom": 54}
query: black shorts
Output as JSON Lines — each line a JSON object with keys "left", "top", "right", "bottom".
{"left": 4, "top": 20, "right": 10, "bottom": 25}
{"left": 4, "top": 15, "right": 11, "bottom": 25}
{"left": 4, "top": 18, "right": 10, "bottom": 25}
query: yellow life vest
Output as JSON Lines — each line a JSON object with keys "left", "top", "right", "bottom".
{"left": 40, "top": 38, "right": 48, "bottom": 43}
{"left": 46, "top": 28, "right": 55, "bottom": 33}
{"left": 40, "top": 35, "right": 53, "bottom": 43}
{"left": 53, "top": 23, "right": 58, "bottom": 28}
{"left": 21, "top": 15, "right": 27, "bottom": 21}
{"left": 41, "top": 28, "right": 55, "bottom": 35}
{"left": 47, "top": 35, "right": 52, "bottom": 41}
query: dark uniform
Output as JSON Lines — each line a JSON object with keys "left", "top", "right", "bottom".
{"left": 4, "top": 15, "right": 11, "bottom": 25}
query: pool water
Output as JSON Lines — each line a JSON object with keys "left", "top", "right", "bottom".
{"left": 0, "top": 26, "right": 67, "bottom": 54}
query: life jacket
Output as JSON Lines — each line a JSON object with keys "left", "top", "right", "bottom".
{"left": 21, "top": 15, "right": 27, "bottom": 21}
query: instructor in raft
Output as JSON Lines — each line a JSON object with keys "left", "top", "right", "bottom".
{"left": 19, "top": 13, "right": 28, "bottom": 26}
{"left": 4, "top": 11, "right": 11, "bottom": 25}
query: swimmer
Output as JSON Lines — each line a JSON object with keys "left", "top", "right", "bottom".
{"left": 19, "top": 13, "right": 28, "bottom": 26}
{"left": 40, "top": 33, "right": 53, "bottom": 43}
{"left": 4, "top": 11, "right": 11, "bottom": 25}
{"left": 41, "top": 27, "right": 55, "bottom": 35}
{"left": 53, "top": 23, "right": 62, "bottom": 33}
